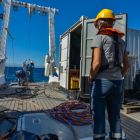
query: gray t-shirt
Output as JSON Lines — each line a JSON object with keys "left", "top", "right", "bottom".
{"left": 91, "top": 34, "right": 126, "bottom": 80}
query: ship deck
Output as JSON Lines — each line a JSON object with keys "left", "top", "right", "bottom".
{"left": 0, "top": 82, "right": 140, "bottom": 140}
{"left": 0, "top": 83, "right": 68, "bottom": 112}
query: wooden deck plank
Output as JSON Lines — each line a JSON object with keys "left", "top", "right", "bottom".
{"left": 26, "top": 98, "right": 38, "bottom": 112}
{"left": 17, "top": 100, "right": 23, "bottom": 112}
{"left": 35, "top": 96, "right": 43, "bottom": 110}
{"left": 38, "top": 95, "right": 49, "bottom": 110}
{"left": 121, "top": 110, "right": 140, "bottom": 123}
{"left": 44, "top": 97, "right": 53, "bottom": 109}
{"left": 121, "top": 117, "right": 140, "bottom": 131}
{"left": 46, "top": 97, "right": 57, "bottom": 109}
{"left": 30, "top": 99, "right": 40, "bottom": 111}
{"left": 10, "top": 99, "right": 16, "bottom": 111}
{"left": 43, "top": 100, "right": 50, "bottom": 110}
{"left": 1, "top": 83, "right": 140, "bottom": 140}
{"left": 122, "top": 105, "right": 140, "bottom": 114}
{"left": 26, "top": 100, "right": 31, "bottom": 111}
{"left": 121, "top": 114, "right": 140, "bottom": 140}
{"left": 22, "top": 100, "right": 27, "bottom": 111}
{"left": 29, "top": 97, "right": 37, "bottom": 111}
{"left": 0, "top": 99, "right": 9, "bottom": 112}
{"left": 31, "top": 96, "right": 40, "bottom": 111}
{"left": 5, "top": 98, "right": 12, "bottom": 109}
{"left": 49, "top": 90, "right": 64, "bottom": 106}
{"left": 14, "top": 100, "right": 20, "bottom": 111}
{"left": 13, "top": 99, "right": 17, "bottom": 111}
{"left": 43, "top": 89, "right": 53, "bottom": 109}
{"left": 35, "top": 94, "right": 43, "bottom": 111}
{"left": 46, "top": 96, "right": 58, "bottom": 107}
{"left": 46, "top": 89, "right": 60, "bottom": 108}
{"left": 1, "top": 99, "right": 8, "bottom": 108}
{"left": 0, "top": 99, "right": 3, "bottom": 106}
{"left": 36, "top": 90, "right": 53, "bottom": 110}
{"left": 128, "top": 112, "right": 140, "bottom": 122}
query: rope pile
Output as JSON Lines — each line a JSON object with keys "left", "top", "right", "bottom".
{"left": 50, "top": 101, "right": 93, "bottom": 125}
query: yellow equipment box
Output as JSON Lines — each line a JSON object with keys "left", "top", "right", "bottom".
{"left": 70, "top": 77, "right": 80, "bottom": 90}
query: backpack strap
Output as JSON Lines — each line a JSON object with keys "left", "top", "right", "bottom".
{"left": 113, "top": 32, "right": 120, "bottom": 66}
{"left": 98, "top": 32, "right": 122, "bottom": 73}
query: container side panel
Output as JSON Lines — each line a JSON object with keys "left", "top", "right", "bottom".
{"left": 127, "top": 29, "right": 140, "bottom": 66}
{"left": 60, "top": 35, "right": 69, "bottom": 88}
{"left": 61, "top": 48, "right": 68, "bottom": 62}
{"left": 114, "top": 14, "right": 127, "bottom": 41}
{"left": 81, "top": 19, "right": 97, "bottom": 94}
{"left": 125, "top": 29, "right": 140, "bottom": 90}
{"left": 61, "top": 35, "right": 69, "bottom": 50}
{"left": 60, "top": 71, "right": 67, "bottom": 88}
{"left": 86, "top": 39, "right": 94, "bottom": 56}
{"left": 85, "top": 58, "right": 92, "bottom": 75}
{"left": 82, "top": 19, "right": 97, "bottom": 77}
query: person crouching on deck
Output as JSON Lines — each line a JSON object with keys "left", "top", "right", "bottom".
{"left": 16, "top": 69, "right": 27, "bottom": 86}
{"left": 89, "top": 9, "right": 129, "bottom": 140}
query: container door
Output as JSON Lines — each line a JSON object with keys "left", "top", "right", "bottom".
{"left": 59, "top": 34, "right": 70, "bottom": 89}
{"left": 81, "top": 14, "right": 127, "bottom": 97}
{"left": 80, "top": 18, "right": 98, "bottom": 97}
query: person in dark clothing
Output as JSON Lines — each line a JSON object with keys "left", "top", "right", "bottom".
{"left": 28, "top": 61, "right": 34, "bottom": 82}
{"left": 16, "top": 70, "right": 27, "bottom": 85}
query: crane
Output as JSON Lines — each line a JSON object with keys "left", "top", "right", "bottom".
{"left": 0, "top": 0, "right": 58, "bottom": 86}
{"left": 0, "top": 0, "right": 11, "bottom": 85}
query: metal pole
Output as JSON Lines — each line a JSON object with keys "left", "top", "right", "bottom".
{"left": 0, "top": 0, "right": 11, "bottom": 85}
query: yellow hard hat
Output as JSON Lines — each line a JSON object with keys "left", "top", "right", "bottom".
{"left": 95, "top": 9, "right": 115, "bottom": 22}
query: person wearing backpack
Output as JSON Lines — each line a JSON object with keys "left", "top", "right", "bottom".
{"left": 89, "top": 9, "right": 129, "bottom": 140}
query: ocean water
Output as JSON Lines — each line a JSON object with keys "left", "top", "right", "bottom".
{"left": 5, "top": 67, "right": 49, "bottom": 83}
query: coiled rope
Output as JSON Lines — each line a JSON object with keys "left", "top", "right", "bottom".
{"left": 50, "top": 101, "right": 93, "bottom": 125}
{"left": 50, "top": 101, "right": 93, "bottom": 140}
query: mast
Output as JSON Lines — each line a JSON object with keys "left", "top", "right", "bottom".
{"left": 48, "top": 8, "right": 57, "bottom": 75}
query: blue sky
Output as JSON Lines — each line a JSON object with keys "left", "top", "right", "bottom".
{"left": 1, "top": 0, "right": 140, "bottom": 67}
